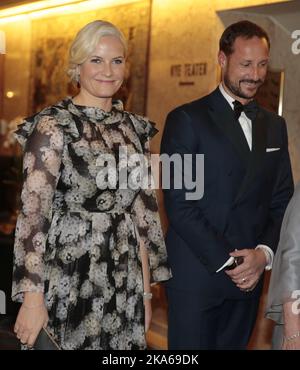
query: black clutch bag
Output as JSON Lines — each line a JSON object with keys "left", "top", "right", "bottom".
{"left": 33, "top": 328, "right": 61, "bottom": 350}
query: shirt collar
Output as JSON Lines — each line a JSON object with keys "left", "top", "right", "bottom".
{"left": 219, "top": 82, "right": 235, "bottom": 110}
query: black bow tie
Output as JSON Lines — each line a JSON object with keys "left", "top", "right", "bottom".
{"left": 233, "top": 100, "right": 258, "bottom": 121}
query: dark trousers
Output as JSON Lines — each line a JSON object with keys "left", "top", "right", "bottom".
{"left": 167, "top": 288, "right": 260, "bottom": 350}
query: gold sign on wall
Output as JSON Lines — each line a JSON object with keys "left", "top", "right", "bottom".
{"left": 170, "top": 62, "right": 207, "bottom": 86}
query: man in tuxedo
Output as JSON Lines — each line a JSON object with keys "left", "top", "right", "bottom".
{"left": 160, "top": 20, "right": 294, "bottom": 350}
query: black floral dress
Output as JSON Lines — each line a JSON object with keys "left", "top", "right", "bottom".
{"left": 12, "top": 98, "right": 171, "bottom": 350}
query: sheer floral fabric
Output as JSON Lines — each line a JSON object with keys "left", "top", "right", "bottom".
{"left": 12, "top": 98, "right": 171, "bottom": 350}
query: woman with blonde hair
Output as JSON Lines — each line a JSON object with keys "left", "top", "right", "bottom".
{"left": 12, "top": 20, "right": 171, "bottom": 350}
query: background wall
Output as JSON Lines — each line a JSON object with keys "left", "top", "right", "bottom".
{"left": 0, "top": 0, "right": 151, "bottom": 121}
{"left": 1, "top": 18, "right": 31, "bottom": 123}
{"left": 146, "top": 0, "right": 293, "bottom": 153}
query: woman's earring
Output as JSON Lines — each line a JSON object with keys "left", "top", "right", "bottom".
{"left": 76, "top": 73, "right": 80, "bottom": 89}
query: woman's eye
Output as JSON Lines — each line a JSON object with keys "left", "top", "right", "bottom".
{"left": 91, "top": 58, "right": 102, "bottom": 64}
{"left": 113, "top": 59, "right": 123, "bottom": 65}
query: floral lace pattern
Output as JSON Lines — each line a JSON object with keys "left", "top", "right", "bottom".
{"left": 12, "top": 98, "right": 171, "bottom": 350}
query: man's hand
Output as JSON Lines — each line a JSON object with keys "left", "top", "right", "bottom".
{"left": 225, "top": 249, "right": 267, "bottom": 292}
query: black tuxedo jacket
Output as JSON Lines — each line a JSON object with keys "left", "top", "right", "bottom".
{"left": 161, "top": 88, "right": 294, "bottom": 308}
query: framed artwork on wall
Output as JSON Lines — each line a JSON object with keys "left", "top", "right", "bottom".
{"left": 29, "top": 0, "right": 151, "bottom": 116}
{"left": 255, "top": 69, "right": 284, "bottom": 115}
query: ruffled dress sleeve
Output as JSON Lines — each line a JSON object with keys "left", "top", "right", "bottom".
{"left": 128, "top": 113, "right": 172, "bottom": 283}
{"left": 12, "top": 114, "right": 64, "bottom": 302}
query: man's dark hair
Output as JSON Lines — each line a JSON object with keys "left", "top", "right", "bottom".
{"left": 219, "top": 20, "right": 270, "bottom": 56}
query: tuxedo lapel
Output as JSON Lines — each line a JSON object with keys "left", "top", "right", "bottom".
{"left": 208, "top": 88, "right": 250, "bottom": 167}
{"left": 207, "top": 88, "right": 267, "bottom": 204}
{"left": 234, "top": 109, "right": 267, "bottom": 204}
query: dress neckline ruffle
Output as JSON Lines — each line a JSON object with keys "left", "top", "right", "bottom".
{"left": 14, "top": 97, "right": 158, "bottom": 149}
{"left": 64, "top": 98, "right": 125, "bottom": 126}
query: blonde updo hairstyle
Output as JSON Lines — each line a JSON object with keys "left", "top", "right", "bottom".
{"left": 67, "top": 20, "right": 127, "bottom": 84}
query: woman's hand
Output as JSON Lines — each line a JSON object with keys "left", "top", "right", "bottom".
{"left": 14, "top": 292, "right": 48, "bottom": 348}
{"left": 282, "top": 301, "right": 300, "bottom": 350}
{"left": 282, "top": 323, "right": 300, "bottom": 350}
{"left": 282, "top": 335, "right": 300, "bottom": 350}
{"left": 144, "top": 298, "right": 152, "bottom": 333}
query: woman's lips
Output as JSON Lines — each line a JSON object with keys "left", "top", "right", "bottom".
{"left": 96, "top": 80, "right": 115, "bottom": 83}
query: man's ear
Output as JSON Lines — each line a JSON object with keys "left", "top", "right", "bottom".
{"left": 218, "top": 51, "right": 227, "bottom": 69}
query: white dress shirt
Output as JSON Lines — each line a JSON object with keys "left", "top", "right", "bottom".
{"left": 216, "top": 83, "right": 274, "bottom": 272}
